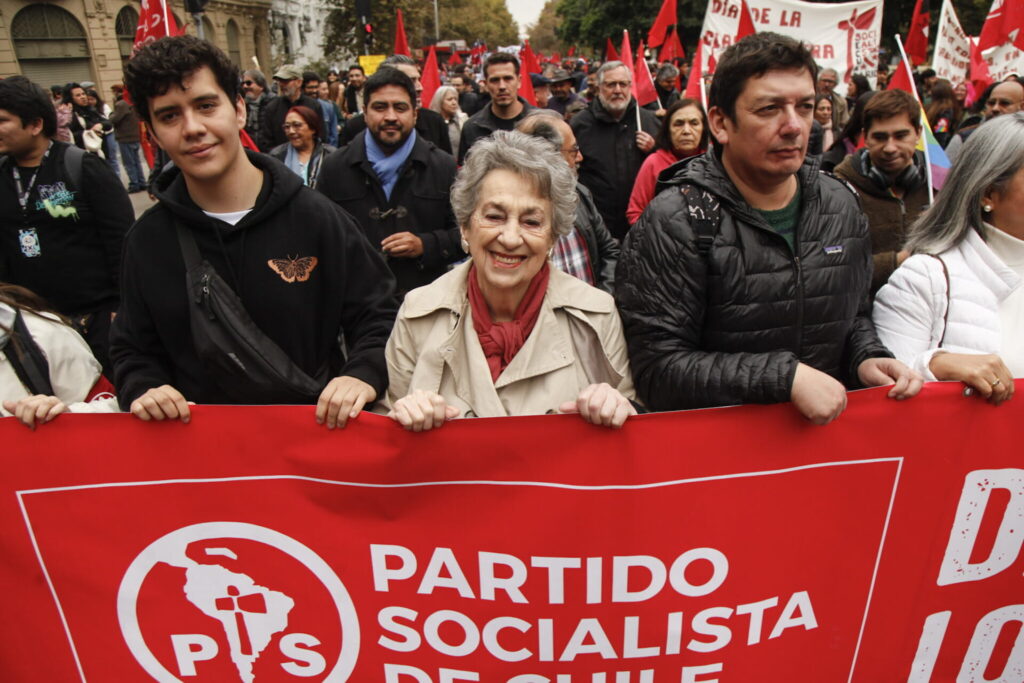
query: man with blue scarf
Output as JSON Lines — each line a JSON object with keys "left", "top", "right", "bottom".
{"left": 318, "top": 68, "right": 460, "bottom": 297}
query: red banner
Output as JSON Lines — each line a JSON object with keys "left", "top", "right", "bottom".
{"left": 1, "top": 383, "right": 1021, "bottom": 682}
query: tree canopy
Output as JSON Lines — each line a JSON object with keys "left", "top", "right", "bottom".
{"left": 323, "top": 0, "right": 518, "bottom": 61}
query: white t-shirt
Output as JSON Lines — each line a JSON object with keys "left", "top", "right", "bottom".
{"left": 202, "top": 208, "right": 253, "bottom": 226}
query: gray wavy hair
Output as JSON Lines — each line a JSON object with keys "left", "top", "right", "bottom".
{"left": 451, "top": 130, "right": 578, "bottom": 240}
{"left": 905, "top": 112, "right": 1024, "bottom": 254}
{"left": 429, "top": 85, "right": 458, "bottom": 114}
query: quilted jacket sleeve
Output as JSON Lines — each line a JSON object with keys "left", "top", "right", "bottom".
{"left": 872, "top": 255, "right": 945, "bottom": 380}
{"left": 615, "top": 194, "right": 800, "bottom": 411}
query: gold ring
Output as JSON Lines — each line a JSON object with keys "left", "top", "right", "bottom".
{"left": 991, "top": 378, "right": 1002, "bottom": 387}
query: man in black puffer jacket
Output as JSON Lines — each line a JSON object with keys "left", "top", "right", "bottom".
{"left": 616, "top": 33, "right": 922, "bottom": 424}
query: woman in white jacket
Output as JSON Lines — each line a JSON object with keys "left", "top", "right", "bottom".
{"left": 1, "top": 284, "right": 118, "bottom": 427}
{"left": 873, "top": 112, "right": 1024, "bottom": 404}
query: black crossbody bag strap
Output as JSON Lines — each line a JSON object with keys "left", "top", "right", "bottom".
{"left": 5, "top": 311, "right": 55, "bottom": 396}
{"left": 679, "top": 184, "right": 721, "bottom": 259}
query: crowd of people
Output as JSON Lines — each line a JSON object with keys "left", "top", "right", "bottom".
{"left": 1, "top": 31, "right": 1021, "bottom": 432}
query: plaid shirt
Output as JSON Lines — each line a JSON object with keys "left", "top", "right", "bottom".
{"left": 550, "top": 226, "right": 594, "bottom": 286}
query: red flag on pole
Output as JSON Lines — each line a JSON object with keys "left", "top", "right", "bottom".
{"left": 684, "top": 38, "right": 707, "bottom": 110}
{"left": 659, "top": 29, "right": 685, "bottom": 62}
{"left": 605, "top": 37, "right": 620, "bottom": 61}
{"left": 519, "top": 43, "right": 538, "bottom": 106}
{"left": 647, "top": 0, "right": 678, "bottom": 48}
{"left": 634, "top": 40, "right": 660, "bottom": 107}
{"left": 393, "top": 9, "right": 410, "bottom": 56}
{"left": 969, "top": 36, "right": 993, "bottom": 94}
{"left": 886, "top": 54, "right": 915, "bottom": 94}
{"left": 905, "top": 0, "right": 931, "bottom": 65}
{"left": 978, "top": 0, "right": 1024, "bottom": 52}
{"left": 568, "top": 46, "right": 576, "bottom": 57}
{"left": 449, "top": 50, "right": 462, "bottom": 65}
{"left": 620, "top": 30, "right": 634, "bottom": 74}
{"left": 736, "top": 0, "right": 757, "bottom": 43}
{"left": 421, "top": 46, "right": 441, "bottom": 110}
{"left": 133, "top": 0, "right": 180, "bottom": 54}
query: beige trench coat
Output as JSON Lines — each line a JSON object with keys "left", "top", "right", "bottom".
{"left": 382, "top": 261, "right": 636, "bottom": 417}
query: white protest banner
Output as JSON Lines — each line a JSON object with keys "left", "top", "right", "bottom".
{"left": 933, "top": 0, "right": 970, "bottom": 84}
{"left": 699, "top": 0, "right": 883, "bottom": 94}
{"left": 984, "top": 42, "right": 1024, "bottom": 83}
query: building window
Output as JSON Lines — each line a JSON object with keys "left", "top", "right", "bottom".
{"left": 115, "top": 6, "right": 140, "bottom": 64}
{"left": 11, "top": 4, "right": 93, "bottom": 86}
{"left": 227, "top": 19, "right": 241, "bottom": 67}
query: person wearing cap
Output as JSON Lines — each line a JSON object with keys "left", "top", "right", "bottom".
{"left": 531, "top": 73, "right": 551, "bottom": 109}
{"left": 547, "top": 69, "right": 580, "bottom": 117}
{"left": 258, "top": 64, "right": 323, "bottom": 151}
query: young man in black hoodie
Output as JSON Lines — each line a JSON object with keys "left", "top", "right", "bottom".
{"left": 113, "top": 36, "right": 397, "bottom": 427}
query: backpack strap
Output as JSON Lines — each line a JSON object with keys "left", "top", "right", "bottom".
{"left": 928, "top": 254, "right": 951, "bottom": 347}
{"left": 62, "top": 144, "right": 86, "bottom": 192}
{"left": 5, "top": 311, "right": 55, "bottom": 396}
{"left": 679, "top": 184, "right": 721, "bottom": 258}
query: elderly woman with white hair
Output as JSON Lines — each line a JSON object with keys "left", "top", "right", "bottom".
{"left": 429, "top": 85, "right": 467, "bottom": 156}
{"left": 873, "top": 112, "right": 1024, "bottom": 404}
{"left": 384, "top": 130, "right": 637, "bottom": 430}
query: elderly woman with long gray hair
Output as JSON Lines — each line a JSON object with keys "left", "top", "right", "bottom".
{"left": 383, "top": 130, "right": 637, "bottom": 430}
{"left": 873, "top": 112, "right": 1024, "bottom": 404}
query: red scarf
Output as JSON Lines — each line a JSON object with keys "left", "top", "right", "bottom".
{"left": 468, "top": 262, "right": 550, "bottom": 382}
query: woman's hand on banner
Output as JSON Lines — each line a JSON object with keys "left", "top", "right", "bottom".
{"left": 3, "top": 395, "right": 67, "bottom": 429}
{"left": 389, "top": 390, "right": 460, "bottom": 432}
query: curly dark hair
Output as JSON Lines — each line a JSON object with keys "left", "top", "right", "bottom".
{"left": 123, "top": 35, "right": 240, "bottom": 124}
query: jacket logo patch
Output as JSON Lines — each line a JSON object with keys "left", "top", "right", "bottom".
{"left": 823, "top": 245, "right": 844, "bottom": 255}
{"left": 267, "top": 255, "right": 318, "bottom": 283}
{"left": 36, "top": 182, "right": 78, "bottom": 220}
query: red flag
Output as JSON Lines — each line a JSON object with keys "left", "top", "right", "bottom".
{"left": 659, "top": 29, "right": 685, "bottom": 62}
{"left": 133, "top": 0, "right": 180, "bottom": 55}
{"left": 519, "top": 42, "right": 538, "bottom": 106}
{"left": 634, "top": 40, "right": 659, "bottom": 106}
{"left": 449, "top": 50, "right": 462, "bottom": 65}
{"left": 905, "top": 0, "right": 931, "bottom": 65}
{"left": 684, "top": 39, "right": 706, "bottom": 109}
{"left": 421, "top": 46, "right": 441, "bottom": 110}
{"left": 647, "top": 0, "right": 678, "bottom": 48}
{"left": 605, "top": 37, "right": 620, "bottom": 61}
{"left": 887, "top": 56, "right": 915, "bottom": 94}
{"left": 239, "top": 129, "right": 259, "bottom": 152}
{"left": 978, "top": 0, "right": 1024, "bottom": 52}
{"left": 552, "top": 52, "right": 561, "bottom": 63}
{"left": 568, "top": 46, "right": 576, "bottom": 57}
{"left": 393, "top": 9, "right": 410, "bottom": 56}
{"left": 620, "top": 30, "right": 634, "bottom": 76}
{"left": 736, "top": 0, "right": 757, "bottom": 43}
{"left": 969, "top": 36, "right": 993, "bottom": 94}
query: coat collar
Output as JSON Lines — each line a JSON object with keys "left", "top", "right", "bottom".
{"left": 957, "top": 227, "right": 1023, "bottom": 301}
{"left": 401, "top": 260, "right": 615, "bottom": 319}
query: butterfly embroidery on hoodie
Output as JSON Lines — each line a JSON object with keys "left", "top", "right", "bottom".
{"left": 267, "top": 255, "right": 318, "bottom": 283}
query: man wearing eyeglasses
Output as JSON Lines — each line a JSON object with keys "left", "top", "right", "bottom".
{"left": 257, "top": 64, "right": 323, "bottom": 151}
{"left": 570, "top": 61, "right": 660, "bottom": 241}
{"left": 816, "top": 68, "right": 849, "bottom": 131}
{"left": 945, "top": 79, "right": 1024, "bottom": 162}
{"left": 241, "top": 70, "right": 268, "bottom": 143}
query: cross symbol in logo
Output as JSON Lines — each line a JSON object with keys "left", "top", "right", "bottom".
{"left": 215, "top": 585, "right": 268, "bottom": 656}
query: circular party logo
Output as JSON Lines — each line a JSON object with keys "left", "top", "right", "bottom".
{"left": 118, "top": 522, "right": 359, "bottom": 682}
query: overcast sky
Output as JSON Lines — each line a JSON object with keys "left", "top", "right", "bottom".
{"left": 507, "top": 0, "right": 547, "bottom": 38}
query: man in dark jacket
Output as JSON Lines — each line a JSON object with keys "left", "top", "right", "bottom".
{"left": 458, "top": 52, "right": 533, "bottom": 163}
{"left": 258, "top": 64, "right": 324, "bottom": 151}
{"left": 318, "top": 68, "right": 460, "bottom": 297}
{"left": 615, "top": 32, "right": 921, "bottom": 424}
{"left": 109, "top": 84, "right": 147, "bottom": 193}
{"left": 833, "top": 89, "right": 929, "bottom": 294}
{"left": 516, "top": 110, "right": 619, "bottom": 293}
{"left": 570, "top": 61, "right": 660, "bottom": 241}
{"left": 0, "top": 76, "right": 134, "bottom": 376}
{"left": 115, "top": 36, "right": 397, "bottom": 428}
{"left": 339, "top": 55, "right": 452, "bottom": 155}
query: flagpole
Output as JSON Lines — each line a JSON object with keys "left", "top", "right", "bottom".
{"left": 894, "top": 33, "right": 934, "bottom": 204}
{"left": 162, "top": 0, "right": 170, "bottom": 36}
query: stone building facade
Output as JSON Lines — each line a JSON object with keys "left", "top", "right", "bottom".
{"left": 269, "top": 0, "right": 334, "bottom": 68}
{"left": 0, "top": 0, "right": 273, "bottom": 97}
